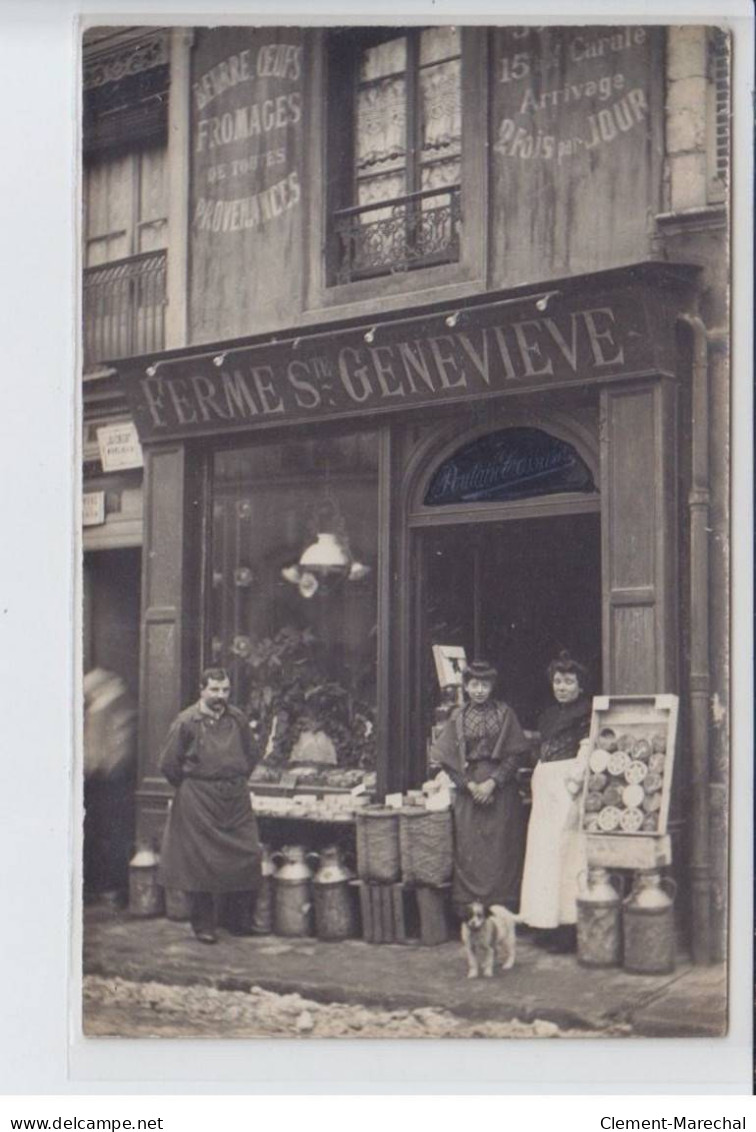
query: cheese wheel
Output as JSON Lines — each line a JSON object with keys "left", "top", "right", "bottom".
{"left": 623, "top": 784, "right": 644, "bottom": 809}
{"left": 617, "top": 734, "right": 634, "bottom": 752}
{"left": 625, "top": 760, "right": 648, "bottom": 785}
{"left": 589, "top": 748, "right": 609, "bottom": 773}
{"left": 588, "top": 773, "right": 607, "bottom": 793}
{"left": 643, "top": 792, "right": 662, "bottom": 813}
{"left": 632, "top": 738, "right": 652, "bottom": 762}
{"left": 602, "top": 785, "right": 624, "bottom": 809}
{"left": 598, "top": 728, "right": 618, "bottom": 753}
{"left": 597, "top": 806, "right": 621, "bottom": 831}
{"left": 585, "top": 792, "right": 603, "bottom": 813}
{"left": 606, "top": 751, "right": 629, "bottom": 776}
{"left": 652, "top": 732, "right": 667, "bottom": 753}
{"left": 649, "top": 753, "right": 666, "bottom": 774}
{"left": 620, "top": 807, "right": 643, "bottom": 832}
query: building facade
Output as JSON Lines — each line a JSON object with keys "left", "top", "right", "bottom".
{"left": 81, "top": 23, "right": 730, "bottom": 962}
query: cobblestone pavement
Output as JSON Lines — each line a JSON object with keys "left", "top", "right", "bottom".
{"left": 83, "top": 976, "right": 609, "bottom": 1039}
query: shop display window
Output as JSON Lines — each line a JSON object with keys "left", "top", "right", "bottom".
{"left": 209, "top": 433, "right": 379, "bottom": 792}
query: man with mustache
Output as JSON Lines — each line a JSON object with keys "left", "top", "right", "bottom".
{"left": 158, "top": 667, "right": 261, "bottom": 943}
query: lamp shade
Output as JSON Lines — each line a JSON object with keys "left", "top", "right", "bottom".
{"left": 299, "top": 532, "right": 350, "bottom": 571}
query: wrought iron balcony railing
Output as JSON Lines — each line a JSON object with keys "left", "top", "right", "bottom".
{"left": 83, "top": 249, "right": 167, "bottom": 371}
{"left": 333, "top": 184, "right": 461, "bottom": 284}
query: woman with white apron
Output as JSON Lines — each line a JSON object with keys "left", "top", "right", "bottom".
{"left": 519, "top": 652, "right": 591, "bottom": 953}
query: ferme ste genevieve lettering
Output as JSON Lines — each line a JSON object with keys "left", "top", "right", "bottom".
{"left": 137, "top": 306, "right": 633, "bottom": 433}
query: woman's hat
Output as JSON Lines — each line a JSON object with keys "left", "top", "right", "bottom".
{"left": 463, "top": 660, "right": 498, "bottom": 684}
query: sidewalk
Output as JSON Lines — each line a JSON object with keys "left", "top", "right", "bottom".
{"left": 83, "top": 905, "right": 726, "bottom": 1038}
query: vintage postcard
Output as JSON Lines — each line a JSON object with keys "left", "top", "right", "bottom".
{"left": 80, "top": 17, "right": 732, "bottom": 1041}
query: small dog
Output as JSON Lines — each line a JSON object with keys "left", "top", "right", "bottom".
{"left": 461, "top": 902, "right": 519, "bottom": 978}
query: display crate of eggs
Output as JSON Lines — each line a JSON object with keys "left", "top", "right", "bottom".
{"left": 580, "top": 694, "right": 678, "bottom": 837}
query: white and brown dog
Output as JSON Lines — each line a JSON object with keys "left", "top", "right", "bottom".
{"left": 461, "top": 902, "right": 519, "bottom": 978}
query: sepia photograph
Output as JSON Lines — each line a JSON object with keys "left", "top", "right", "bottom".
{"left": 80, "top": 17, "right": 732, "bottom": 1042}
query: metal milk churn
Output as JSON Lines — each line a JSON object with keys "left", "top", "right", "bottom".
{"left": 309, "top": 846, "right": 357, "bottom": 941}
{"left": 272, "top": 845, "right": 314, "bottom": 937}
{"left": 165, "top": 887, "right": 192, "bottom": 922}
{"left": 128, "top": 847, "right": 165, "bottom": 918}
{"left": 576, "top": 867, "right": 622, "bottom": 968}
{"left": 251, "top": 844, "right": 276, "bottom": 935}
{"left": 622, "top": 870, "right": 677, "bottom": 975}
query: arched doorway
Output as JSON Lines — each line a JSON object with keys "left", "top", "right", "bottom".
{"left": 405, "top": 416, "right": 602, "bottom": 779}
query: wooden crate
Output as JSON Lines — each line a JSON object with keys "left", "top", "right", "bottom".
{"left": 587, "top": 833, "right": 672, "bottom": 870}
{"left": 415, "top": 884, "right": 452, "bottom": 945}
{"left": 354, "top": 881, "right": 450, "bottom": 945}
{"left": 355, "top": 881, "right": 406, "bottom": 943}
{"left": 581, "top": 694, "right": 678, "bottom": 836}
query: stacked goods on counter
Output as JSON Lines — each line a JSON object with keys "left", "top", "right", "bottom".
{"left": 580, "top": 695, "right": 678, "bottom": 840}
{"left": 576, "top": 694, "right": 680, "bottom": 975}
{"left": 582, "top": 731, "right": 666, "bottom": 834}
{"left": 249, "top": 767, "right": 377, "bottom": 821}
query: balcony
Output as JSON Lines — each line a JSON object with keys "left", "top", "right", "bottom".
{"left": 333, "top": 184, "right": 461, "bottom": 285}
{"left": 83, "top": 249, "right": 167, "bottom": 371}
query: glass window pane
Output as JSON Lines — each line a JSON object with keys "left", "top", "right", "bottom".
{"left": 355, "top": 75, "right": 407, "bottom": 177}
{"left": 423, "top": 428, "right": 596, "bottom": 506}
{"left": 210, "top": 434, "right": 379, "bottom": 788}
{"left": 419, "top": 57, "right": 461, "bottom": 160}
{"left": 137, "top": 146, "right": 168, "bottom": 252}
{"left": 420, "top": 26, "right": 460, "bottom": 65}
{"left": 420, "top": 157, "right": 461, "bottom": 194}
{"left": 360, "top": 36, "right": 407, "bottom": 81}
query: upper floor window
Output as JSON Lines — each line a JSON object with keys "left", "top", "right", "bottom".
{"left": 327, "top": 27, "right": 462, "bottom": 285}
{"left": 706, "top": 27, "right": 730, "bottom": 204}
{"left": 83, "top": 145, "right": 168, "bottom": 371}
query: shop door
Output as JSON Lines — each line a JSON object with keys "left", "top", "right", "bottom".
{"left": 415, "top": 513, "right": 601, "bottom": 742}
{"left": 405, "top": 423, "right": 601, "bottom": 786}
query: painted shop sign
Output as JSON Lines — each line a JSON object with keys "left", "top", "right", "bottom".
{"left": 82, "top": 491, "right": 106, "bottom": 526}
{"left": 189, "top": 28, "right": 305, "bottom": 342}
{"left": 192, "top": 33, "right": 302, "bottom": 234}
{"left": 120, "top": 283, "right": 669, "bottom": 443}
{"left": 489, "top": 26, "right": 662, "bottom": 282}
{"left": 494, "top": 26, "right": 653, "bottom": 164}
{"left": 97, "top": 421, "right": 144, "bottom": 471}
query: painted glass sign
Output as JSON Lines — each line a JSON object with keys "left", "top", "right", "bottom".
{"left": 423, "top": 428, "right": 595, "bottom": 506}
{"left": 189, "top": 28, "right": 304, "bottom": 342}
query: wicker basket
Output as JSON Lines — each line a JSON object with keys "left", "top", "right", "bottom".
{"left": 356, "top": 806, "right": 402, "bottom": 882}
{"left": 399, "top": 808, "right": 453, "bottom": 887}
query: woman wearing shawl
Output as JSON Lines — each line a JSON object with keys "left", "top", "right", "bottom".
{"left": 519, "top": 651, "right": 592, "bottom": 952}
{"left": 430, "top": 661, "right": 531, "bottom": 917}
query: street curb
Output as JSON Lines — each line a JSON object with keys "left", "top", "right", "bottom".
{"left": 84, "top": 958, "right": 631, "bottom": 1035}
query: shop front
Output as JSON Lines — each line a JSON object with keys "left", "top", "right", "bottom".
{"left": 118, "top": 260, "right": 711, "bottom": 955}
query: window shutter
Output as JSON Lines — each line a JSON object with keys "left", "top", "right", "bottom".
{"left": 707, "top": 28, "right": 730, "bottom": 204}
{"left": 83, "top": 30, "right": 170, "bottom": 157}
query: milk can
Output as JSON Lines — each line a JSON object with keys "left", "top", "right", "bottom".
{"left": 576, "top": 867, "right": 622, "bottom": 968}
{"left": 272, "top": 846, "right": 314, "bottom": 937}
{"left": 309, "top": 846, "right": 357, "bottom": 941}
{"left": 251, "top": 844, "right": 276, "bottom": 935}
{"left": 165, "top": 887, "right": 192, "bottom": 922}
{"left": 623, "top": 870, "right": 677, "bottom": 975}
{"left": 128, "top": 848, "right": 164, "bottom": 918}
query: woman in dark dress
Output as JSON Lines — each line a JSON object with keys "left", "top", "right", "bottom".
{"left": 430, "top": 661, "right": 531, "bottom": 917}
{"left": 519, "top": 651, "right": 592, "bottom": 952}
